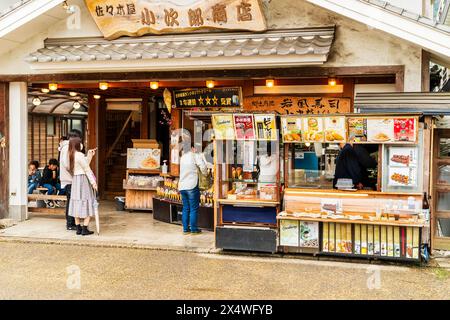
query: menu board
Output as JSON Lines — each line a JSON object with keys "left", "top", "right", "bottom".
{"left": 279, "top": 220, "right": 299, "bottom": 247}
{"left": 302, "top": 117, "right": 324, "bottom": 142}
{"left": 367, "top": 118, "right": 395, "bottom": 143}
{"left": 299, "top": 221, "right": 319, "bottom": 248}
{"left": 212, "top": 114, "right": 235, "bottom": 140}
{"left": 349, "top": 117, "right": 418, "bottom": 144}
{"left": 233, "top": 114, "right": 256, "bottom": 140}
{"left": 281, "top": 117, "right": 302, "bottom": 143}
{"left": 387, "top": 146, "right": 418, "bottom": 187}
{"left": 324, "top": 116, "right": 346, "bottom": 143}
{"left": 127, "top": 148, "right": 161, "bottom": 169}
{"left": 394, "top": 118, "right": 416, "bottom": 142}
{"left": 348, "top": 118, "right": 367, "bottom": 142}
{"left": 254, "top": 114, "right": 277, "bottom": 141}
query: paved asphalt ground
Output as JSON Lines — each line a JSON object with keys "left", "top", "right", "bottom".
{"left": 0, "top": 242, "right": 448, "bottom": 300}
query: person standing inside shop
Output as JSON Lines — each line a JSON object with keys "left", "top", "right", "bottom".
{"left": 67, "top": 137, "right": 98, "bottom": 236}
{"left": 178, "top": 141, "right": 207, "bottom": 235}
{"left": 60, "top": 129, "right": 95, "bottom": 230}
{"left": 333, "top": 143, "right": 365, "bottom": 189}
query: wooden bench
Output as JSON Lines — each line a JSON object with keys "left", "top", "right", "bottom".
{"left": 28, "top": 188, "right": 67, "bottom": 215}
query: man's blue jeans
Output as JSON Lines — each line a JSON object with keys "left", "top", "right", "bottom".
{"left": 42, "top": 183, "right": 62, "bottom": 195}
{"left": 180, "top": 186, "right": 200, "bottom": 232}
{"left": 28, "top": 183, "right": 38, "bottom": 194}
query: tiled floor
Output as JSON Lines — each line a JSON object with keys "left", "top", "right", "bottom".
{"left": 0, "top": 201, "right": 215, "bottom": 252}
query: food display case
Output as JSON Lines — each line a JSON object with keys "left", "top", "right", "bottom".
{"left": 153, "top": 174, "right": 215, "bottom": 230}
{"left": 278, "top": 114, "right": 427, "bottom": 261}
{"left": 213, "top": 113, "right": 280, "bottom": 253}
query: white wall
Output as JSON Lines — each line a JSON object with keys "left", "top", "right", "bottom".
{"left": 388, "top": 0, "right": 424, "bottom": 15}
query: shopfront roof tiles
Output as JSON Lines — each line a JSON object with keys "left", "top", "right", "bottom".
{"left": 25, "top": 27, "right": 335, "bottom": 63}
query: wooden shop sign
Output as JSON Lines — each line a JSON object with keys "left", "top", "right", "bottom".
{"left": 244, "top": 96, "right": 351, "bottom": 115}
{"left": 85, "top": 0, "right": 267, "bottom": 40}
{"left": 174, "top": 87, "right": 242, "bottom": 108}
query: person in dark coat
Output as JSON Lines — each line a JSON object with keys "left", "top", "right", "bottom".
{"left": 333, "top": 143, "right": 365, "bottom": 189}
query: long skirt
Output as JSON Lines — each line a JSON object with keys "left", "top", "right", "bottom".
{"left": 68, "top": 174, "right": 95, "bottom": 218}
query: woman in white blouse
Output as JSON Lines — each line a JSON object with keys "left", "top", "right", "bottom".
{"left": 67, "top": 137, "right": 98, "bottom": 236}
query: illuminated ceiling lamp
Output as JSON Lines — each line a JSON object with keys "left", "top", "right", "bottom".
{"left": 99, "top": 82, "right": 109, "bottom": 90}
{"left": 328, "top": 76, "right": 337, "bottom": 86}
{"left": 73, "top": 101, "right": 81, "bottom": 110}
{"left": 93, "top": 95, "right": 101, "bottom": 100}
{"left": 41, "top": 88, "right": 50, "bottom": 94}
{"left": 32, "top": 97, "right": 41, "bottom": 106}
{"left": 69, "top": 92, "right": 78, "bottom": 97}
{"left": 150, "top": 81, "right": 159, "bottom": 90}
{"left": 49, "top": 83, "right": 58, "bottom": 91}
{"left": 265, "top": 79, "right": 275, "bottom": 88}
{"left": 206, "top": 80, "right": 215, "bottom": 89}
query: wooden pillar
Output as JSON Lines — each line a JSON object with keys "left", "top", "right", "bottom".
{"left": 169, "top": 108, "right": 181, "bottom": 176}
{"left": 342, "top": 78, "right": 355, "bottom": 111}
{"left": 0, "top": 83, "right": 9, "bottom": 219}
{"left": 395, "top": 67, "right": 405, "bottom": 92}
{"left": 421, "top": 49, "right": 431, "bottom": 92}
{"left": 87, "top": 95, "right": 98, "bottom": 175}
{"left": 97, "top": 98, "right": 107, "bottom": 198}
{"left": 141, "top": 97, "right": 149, "bottom": 139}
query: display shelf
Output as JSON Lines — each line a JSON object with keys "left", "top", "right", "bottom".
{"left": 277, "top": 215, "right": 426, "bottom": 228}
{"left": 154, "top": 197, "right": 214, "bottom": 208}
{"left": 218, "top": 199, "right": 280, "bottom": 207}
{"left": 222, "top": 179, "right": 278, "bottom": 184}
{"left": 127, "top": 169, "right": 161, "bottom": 175}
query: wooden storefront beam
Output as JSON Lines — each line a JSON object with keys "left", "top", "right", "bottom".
{"left": 0, "top": 66, "right": 405, "bottom": 83}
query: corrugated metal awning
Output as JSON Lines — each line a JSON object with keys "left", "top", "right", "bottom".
{"left": 354, "top": 92, "right": 450, "bottom": 115}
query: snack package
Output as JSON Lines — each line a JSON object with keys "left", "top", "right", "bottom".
{"left": 322, "top": 222, "right": 329, "bottom": 252}
{"left": 368, "top": 225, "right": 374, "bottom": 255}
{"left": 361, "top": 225, "right": 367, "bottom": 255}
{"left": 336, "top": 223, "right": 342, "bottom": 253}
{"left": 406, "top": 227, "right": 413, "bottom": 259}
{"left": 329, "top": 223, "right": 336, "bottom": 252}
{"left": 381, "top": 226, "right": 387, "bottom": 256}
{"left": 374, "top": 225, "right": 380, "bottom": 255}
{"left": 387, "top": 226, "right": 394, "bottom": 257}
{"left": 412, "top": 227, "right": 420, "bottom": 259}
{"left": 394, "top": 227, "right": 401, "bottom": 258}
{"left": 354, "top": 224, "right": 361, "bottom": 254}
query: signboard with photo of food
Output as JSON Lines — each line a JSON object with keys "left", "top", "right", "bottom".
{"left": 347, "top": 117, "right": 367, "bottom": 142}
{"left": 302, "top": 117, "right": 324, "bottom": 143}
{"left": 254, "top": 114, "right": 277, "bottom": 141}
{"left": 212, "top": 114, "right": 235, "bottom": 140}
{"left": 393, "top": 118, "right": 417, "bottom": 143}
{"left": 127, "top": 148, "right": 161, "bottom": 169}
{"left": 233, "top": 114, "right": 256, "bottom": 140}
{"left": 324, "top": 116, "right": 346, "bottom": 143}
{"left": 367, "top": 118, "right": 394, "bottom": 143}
{"left": 281, "top": 117, "right": 302, "bottom": 143}
{"left": 299, "top": 221, "right": 319, "bottom": 248}
{"left": 388, "top": 146, "right": 418, "bottom": 167}
{"left": 388, "top": 167, "right": 417, "bottom": 187}
{"left": 279, "top": 220, "right": 300, "bottom": 247}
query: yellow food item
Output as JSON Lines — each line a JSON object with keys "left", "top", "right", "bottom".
{"left": 374, "top": 132, "right": 390, "bottom": 141}
{"left": 291, "top": 133, "right": 301, "bottom": 141}
{"left": 140, "top": 157, "right": 158, "bottom": 169}
{"left": 314, "top": 132, "right": 324, "bottom": 141}
{"left": 332, "top": 132, "right": 344, "bottom": 141}
{"left": 284, "top": 134, "right": 293, "bottom": 141}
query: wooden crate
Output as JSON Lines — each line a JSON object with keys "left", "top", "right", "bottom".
{"left": 125, "top": 189, "right": 156, "bottom": 211}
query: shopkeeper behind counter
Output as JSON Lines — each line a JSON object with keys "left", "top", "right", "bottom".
{"left": 333, "top": 143, "right": 377, "bottom": 190}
